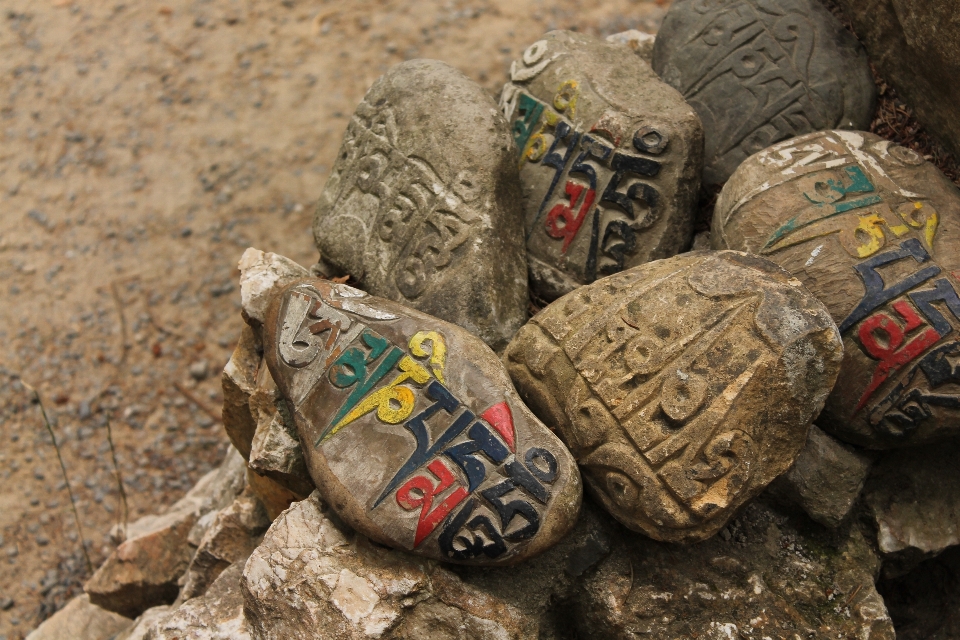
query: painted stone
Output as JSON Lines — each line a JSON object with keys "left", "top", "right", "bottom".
{"left": 261, "top": 278, "right": 582, "bottom": 565}
{"left": 713, "top": 130, "right": 960, "bottom": 448}
{"left": 313, "top": 59, "right": 527, "bottom": 352}
{"left": 500, "top": 30, "right": 703, "bottom": 301}
{"left": 652, "top": 0, "right": 875, "bottom": 185}
{"left": 505, "top": 251, "right": 842, "bottom": 542}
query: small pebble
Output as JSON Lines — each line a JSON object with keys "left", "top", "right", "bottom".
{"left": 189, "top": 360, "right": 209, "bottom": 380}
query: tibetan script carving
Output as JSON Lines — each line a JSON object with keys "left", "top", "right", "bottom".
{"left": 653, "top": 0, "right": 875, "bottom": 184}
{"left": 506, "top": 251, "right": 841, "bottom": 542}
{"left": 264, "top": 278, "right": 582, "bottom": 564}
{"left": 715, "top": 130, "right": 960, "bottom": 448}
{"left": 501, "top": 30, "right": 703, "bottom": 301}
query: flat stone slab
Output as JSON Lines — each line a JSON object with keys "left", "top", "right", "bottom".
{"left": 505, "top": 250, "right": 842, "bottom": 542}
{"left": 262, "top": 278, "right": 582, "bottom": 565}
{"left": 713, "top": 130, "right": 960, "bottom": 448}
{"left": 313, "top": 59, "right": 527, "bottom": 351}
{"left": 500, "top": 30, "right": 702, "bottom": 300}
{"left": 653, "top": 0, "right": 875, "bottom": 185}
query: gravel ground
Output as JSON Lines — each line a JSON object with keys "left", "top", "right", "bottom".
{"left": 0, "top": 1, "right": 668, "bottom": 636}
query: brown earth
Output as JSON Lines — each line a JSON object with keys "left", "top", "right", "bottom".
{"left": 0, "top": 1, "right": 669, "bottom": 637}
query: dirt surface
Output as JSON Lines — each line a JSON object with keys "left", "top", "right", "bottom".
{"left": 0, "top": 1, "right": 669, "bottom": 636}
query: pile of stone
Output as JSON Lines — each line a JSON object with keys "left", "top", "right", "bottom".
{"left": 30, "top": 2, "right": 960, "bottom": 638}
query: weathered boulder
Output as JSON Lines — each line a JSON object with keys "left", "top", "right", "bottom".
{"left": 247, "top": 363, "right": 314, "bottom": 497}
{"left": 863, "top": 441, "right": 960, "bottom": 577}
{"left": 221, "top": 324, "right": 262, "bottom": 460}
{"left": 313, "top": 59, "right": 528, "bottom": 351}
{"left": 653, "top": 0, "right": 875, "bottom": 185}
{"left": 237, "top": 248, "right": 311, "bottom": 327}
{"left": 85, "top": 449, "right": 247, "bottom": 617}
{"left": 262, "top": 277, "right": 582, "bottom": 564}
{"left": 149, "top": 563, "right": 252, "bottom": 640}
{"left": 179, "top": 489, "right": 271, "bottom": 601}
{"left": 506, "top": 250, "right": 842, "bottom": 542}
{"left": 25, "top": 594, "right": 130, "bottom": 640}
{"left": 713, "top": 130, "right": 960, "bottom": 448}
{"left": 768, "top": 424, "right": 873, "bottom": 528}
{"left": 500, "top": 30, "right": 702, "bottom": 300}
{"left": 573, "top": 499, "right": 894, "bottom": 639}
{"left": 114, "top": 606, "right": 171, "bottom": 640}
{"left": 834, "top": 0, "right": 960, "bottom": 160}
{"left": 241, "top": 491, "right": 534, "bottom": 639}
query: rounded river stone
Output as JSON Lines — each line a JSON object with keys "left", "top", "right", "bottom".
{"left": 505, "top": 251, "right": 841, "bottom": 543}
{"left": 262, "top": 278, "right": 582, "bottom": 565}
{"left": 713, "top": 130, "right": 960, "bottom": 449}
{"left": 500, "top": 30, "right": 703, "bottom": 301}
{"left": 652, "top": 0, "right": 875, "bottom": 185}
{"left": 314, "top": 59, "right": 527, "bottom": 352}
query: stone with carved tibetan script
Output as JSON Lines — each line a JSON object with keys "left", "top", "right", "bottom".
{"left": 313, "top": 59, "right": 527, "bottom": 352}
{"left": 500, "top": 30, "right": 703, "bottom": 301}
{"left": 262, "top": 278, "right": 582, "bottom": 565}
{"left": 713, "top": 130, "right": 960, "bottom": 449}
{"left": 505, "top": 251, "right": 842, "bottom": 542}
{"left": 652, "top": 0, "right": 875, "bottom": 185}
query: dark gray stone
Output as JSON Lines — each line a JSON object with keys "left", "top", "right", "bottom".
{"left": 313, "top": 59, "right": 527, "bottom": 351}
{"left": 500, "top": 30, "right": 703, "bottom": 301}
{"left": 653, "top": 0, "right": 875, "bottom": 184}
{"left": 767, "top": 424, "right": 872, "bottom": 528}
{"left": 834, "top": 0, "right": 960, "bottom": 161}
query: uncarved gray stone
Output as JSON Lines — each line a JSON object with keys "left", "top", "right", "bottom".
{"left": 768, "top": 424, "right": 872, "bottom": 528}
{"left": 26, "top": 595, "right": 131, "bottom": 640}
{"left": 314, "top": 59, "right": 528, "bottom": 351}
{"left": 653, "top": 0, "right": 875, "bottom": 184}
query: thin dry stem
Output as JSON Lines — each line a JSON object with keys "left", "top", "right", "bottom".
{"left": 105, "top": 419, "right": 129, "bottom": 542}
{"left": 24, "top": 382, "right": 93, "bottom": 575}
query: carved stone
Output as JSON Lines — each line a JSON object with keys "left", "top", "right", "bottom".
{"left": 313, "top": 59, "right": 527, "bottom": 351}
{"left": 262, "top": 277, "right": 582, "bottom": 565}
{"left": 713, "top": 130, "right": 960, "bottom": 448}
{"left": 500, "top": 31, "right": 703, "bottom": 301}
{"left": 505, "top": 251, "right": 842, "bottom": 542}
{"left": 652, "top": 0, "right": 875, "bottom": 185}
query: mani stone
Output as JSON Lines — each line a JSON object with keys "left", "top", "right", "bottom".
{"left": 505, "top": 250, "right": 842, "bottom": 543}
{"left": 652, "top": 0, "right": 875, "bottom": 185}
{"left": 261, "top": 277, "right": 582, "bottom": 565}
{"left": 713, "top": 130, "right": 960, "bottom": 448}
{"left": 313, "top": 59, "right": 527, "bottom": 352}
{"left": 500, "top": 30, "right": 703, "bottom": 301}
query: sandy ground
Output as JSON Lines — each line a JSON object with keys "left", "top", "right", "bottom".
{"left": 0, "top": 1, "right": 669, "bottom": 636}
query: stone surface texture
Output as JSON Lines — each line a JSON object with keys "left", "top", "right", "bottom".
{"left": 313, "top": 59, "right": 528, "bottom": 351}
{"left": 863, "top": 441, "right": 960, "bottom": 576}
{"left": 85, "top": 449, "right": 247, "bottom": 617}
{"left": 653, "top": 0, "right": 875, "bottom": 185}
{"left": 149, "top": 562, "right": 252, "bottom": 640}
{"left": 713, "top": 130, "right": 960, "bottom": 448}
{"left": 834, "top": 0, "right": 960, "bottom": 160}
{"left": 115, "top": 606, "right": 172, "bottom": 640}
{"left": 501, "top": 30, "right": 702, "bottom": 300}
{"left": 573, "top": 499, "right": 894, "bottom": 639}
{"left": 242, "top": 491, "right": 535, "bottom": 639}
{"left": 768, "top": 424, "right": 872, "bottom": 528}
{"left": 25, "top": 594, "right": 131, "bottom": 640}
{"left": 605, "top": 30, "right": 656, "bottom": 64}
{"left": 506, "top": 250, "right": 842, "bottom": 542}
{"left": 222, "top": 324, "right": 262, "bottom": 460}
{"left": 179, "top": 489, "right": 271, "bottom": 600}
{"left": 262, "top": 276, "right": 582, "bottom": 564}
